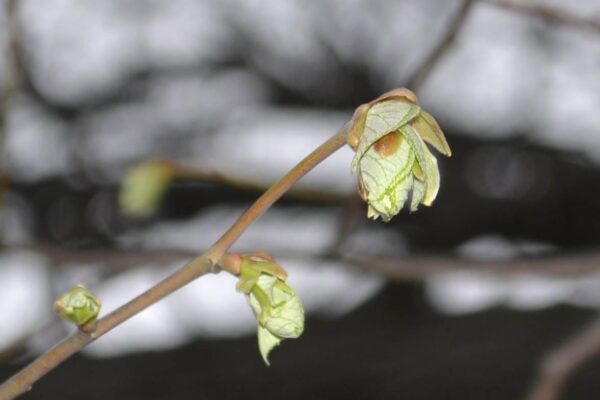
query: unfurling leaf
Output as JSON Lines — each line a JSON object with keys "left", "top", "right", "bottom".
{"left": 54, "top": 284, "right": 101, "bottom": 327}
{"left": 258, "top": 325, "right": 281, "bottom": 365}
{"left": 119, "top": 160, "right": 174, "bottom": 217}
{"left": 236, "top": 254, "right": 304, "bottom": 365}
{"left": 348, "top": 88, "right": 451, "bottom": 221}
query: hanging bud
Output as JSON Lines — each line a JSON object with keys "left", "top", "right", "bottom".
{"left": 54, "top": 284, "right": 101, "bottom": 329}
{"left": 119, "top": 160, "right": 174, "bottom": 217}
{"left": 348, "top": 88, "right": 452, "bottom": 221}
{"left": 235, "top": 253, "right": 304, "bottom": 365}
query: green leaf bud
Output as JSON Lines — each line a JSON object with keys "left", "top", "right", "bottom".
{"left": 348, "top": 88, "right": 451, "bottom": 221}
{"left": 54, "top": 284, "right": 101, "bottom": 327}
{"left": 119, "top": 160, "right": 174, "bottom": 217}
{"left": 235, "top": 254, "right": 304, "bottom": 365}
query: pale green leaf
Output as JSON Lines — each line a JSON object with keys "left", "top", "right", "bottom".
{"left": 258, "top": 325, "right": 281, "bottom": 366}
{"left": 237, "top": 265, "right": 262, "bottom": 294}
{"left": 409, "top": 179, "right": 424, "bottom": 211}
{"left": 418, "top": 112, "right": 452, "bottom": 156}
{"left": 246, "top": 274, "right": 305, "bottom": 364}
{"left": 422, "top": 150, "right": 440, "bottom": 206}
{"left": 352, "top": 100, "right": 420, "bottom": 171}
{"left": 400, "top": 125, "right": 440, "bottom": 206}
{"left": 242, "top": 255, "right": 288, "bottom": 281}
{"left": 266, "top": 280, "right": 304, "bottom": 338}
{"left": 358, "top": 135, "right": 415, "bottom": 221}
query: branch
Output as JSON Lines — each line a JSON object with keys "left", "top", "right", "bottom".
{"left": 526, "top": 315, "right": 600, "bottom": 400}
{"left": 0, "top": 125, "right": 350, "bottom": 400}
{"left": 9, "top": 243, "right": 194, "bottom": 270}
{"left": 482, "top": 0, "right": 600, "bottom": 34}
{"left": 9, "top": 243, "right": 600, "bottom": 279}
{"left": 347, "top": 250, "right": 600, "bottom": 281}
{"left": 407, "top": 0, "right": 476, "bottom": 91}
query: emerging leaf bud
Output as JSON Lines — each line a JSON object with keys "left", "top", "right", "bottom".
{"left": 54, "top": 284, "right": 101, "bottom": 329}
{"left": 348, "top": 88, "right": 451, "bottom": 221}
{"left": 119, "top": 160, "right": 174, "bottom": 217}
{"left": 235, "top": 253, "right": 304, "bottom": 365}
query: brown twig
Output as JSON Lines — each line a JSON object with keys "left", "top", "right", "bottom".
{"left": 347, "top": 250, "right": 600, "bottom": 281}
{"left": 7, "top": 243, "right": 600, "bottom": 279}
{"left": 407, "top": 0, "right": 476, "bottom": 91}
{"left": 526, "top": 315, "right": 600, "bottom": 400}
{"left": 0, "top": 125, "right": 350, "bottom": 400}
{"left": 482, "top": 0, "right": 600, "bottom": 33}
{"left": 8, "top": 243, "right": 195, "bottom": 270}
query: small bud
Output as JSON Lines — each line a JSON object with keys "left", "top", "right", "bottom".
{"left": 119, "top": 160, "right": 174, "bottom": 217}
{"left": 348, "top": 88, "right": 451, "bottom": 221}
{"left": 55, "top": 284, "right": 101, "bottom": 328}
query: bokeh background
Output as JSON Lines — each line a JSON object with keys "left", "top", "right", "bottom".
{"left": 1, "top": 0, "right": 600, "bottom": 399}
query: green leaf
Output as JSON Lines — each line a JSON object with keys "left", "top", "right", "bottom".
{"left": 236, "top": 254, "right": 288, "bottom": 293}
{"left": 54, "top": 285, "right": 101, "bottom": 326}
{"left": 422, "top": 150, "right": 440, "bottom": 206}
{"left": 358, "top": 134, "right": 416, "bottom": 221}
{"left": 414, "top": 112, "right": 452, "bottom": 156}
{"left": 237, "top": 265, "right": 263, "bottom": 294}
{"left": 265, "top": 280, "right": 304, "bottom": 338}
{"left": 352, "top": 99, "right": 420, "bottom": 171}
{"left": 400, "top": 125, "right": 440, "bottom": 206}
{"left": 246, "top": 274, "right": 305, "bottom": 364}
{"left": 410, "top": 179, "right": 426, "bottom": 212}
{"left": 119, "top": 161, "right": 173, "bottom": 217}
{"left": 258, "top": 325, "right": 281, "bottom": 366}
{"left": 242, "top": 255, "right": 288, "bottom": 281}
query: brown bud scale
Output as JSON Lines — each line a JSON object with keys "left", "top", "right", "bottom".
{"left": 374, "top": 132, "right": 401, "bottom": 157}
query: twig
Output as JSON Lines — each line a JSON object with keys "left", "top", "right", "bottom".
{"left": 0, "top": 125, "right": 350, "bottom": 400}
{"left": 8, "top": 243, "right": 194, "bottom": 270}
{"left": 482, "top": 0, "right": 600, "bottom": 33}
{"left": 526, "top": 315, "right": 600, "bottom": 400}
{"left": 407, "top": 0, "right": 476, "bottom": 91}
{"left": 347, "top": 250, "right": 600, "bottom": 281}
{"left": 8, "top": 243, "right": 600, "bottom": 279}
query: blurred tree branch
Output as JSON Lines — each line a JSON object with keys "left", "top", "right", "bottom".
{"left": 407, "top": 0, "right": 600, "bottom": 94}
{"left": 526, "top": 315, "right": 600, "bottom": 400}
{"left": 347, "top": 251, "right": 600, "bottom": 280}
{"left": 407, "top": 0, "right": 476, "bottom": 91}
{"left": 7, "top": 242, "right": 600, "bottom": 279}
{"left": 482, "top": 0, "right": 600, "bottom": 33}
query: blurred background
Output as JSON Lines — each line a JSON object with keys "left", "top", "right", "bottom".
{"left": 0, "top": 0, "right": 600, "bottom": 399}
